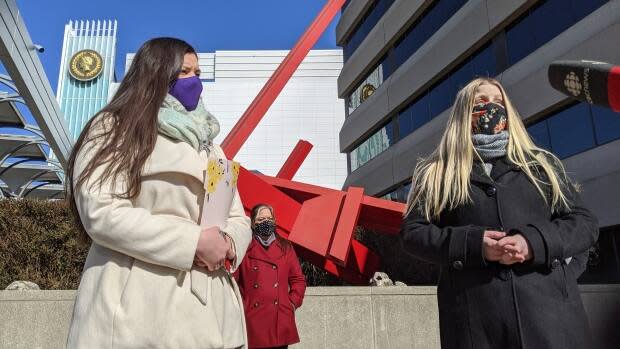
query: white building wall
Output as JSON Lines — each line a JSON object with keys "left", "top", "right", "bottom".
{"left": 205, "top": 50, "right": 346, "bottom": 189}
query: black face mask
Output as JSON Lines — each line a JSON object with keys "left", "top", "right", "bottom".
{"left": 254, "top": 220, "right": 276, "bottom": 238}
{"left": 471, "top": 102, "right": 507, "bottom": 135}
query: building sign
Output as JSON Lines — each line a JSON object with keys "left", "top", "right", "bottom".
{"left": 69, "top": 49, "right": 103, "bottom": 81}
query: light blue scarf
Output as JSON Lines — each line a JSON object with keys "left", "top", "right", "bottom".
{"left": 157, "top": 94, "right": 220, "bottom": 151}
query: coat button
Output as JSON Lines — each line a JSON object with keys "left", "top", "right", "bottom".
{"left": 551, "top": 259, "right": 561, "bottom": 269}
{"left": 253, "top": 283, "right": 259, "bottom": 289}
{"left": 274, "top": 300, "right": 279, "bottom": 305}
{"left": 253, "top": 266, "right": 258, "bottom": 271}
{"left": 485, "top": 186, "right": 497, "bottom": 197}
{"left": 274, "top": 282, "right": 278, "bottom": 288}
{"left": 272, "top": 265, "right": 277, "bottom": 270}
{"left": 253, "top": 302, "right": 259, "bottom": 308}
{"left": 499, "top": 269, "right": 512, "bottom": 281}
{"left": 452, "top": 260, "right": 464, "bottom": 270}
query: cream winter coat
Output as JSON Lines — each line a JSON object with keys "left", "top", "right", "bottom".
{"left": 66, "top": 125, "right": 252, "bottom": 349}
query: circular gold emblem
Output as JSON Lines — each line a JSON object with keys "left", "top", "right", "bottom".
{"left": 360, "top": 83, "right": 376, "bottom": 102}
{"left": 69, "top": 50, "right": 103, "bottom": 81}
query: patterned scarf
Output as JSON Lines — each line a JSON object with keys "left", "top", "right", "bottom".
{"left": 157, "top": 94, "right": 220, "bottom": 151}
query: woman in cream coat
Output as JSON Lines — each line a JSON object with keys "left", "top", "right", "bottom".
{"left": 65, "top": 38, "right": 252, "bottom": 349}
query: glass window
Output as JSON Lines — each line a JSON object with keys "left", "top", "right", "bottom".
{"left": 343, "top": 0, "right": 396, "bottom": 61}
{"left": 591, "top": 105, "right": 620, "bottom": 145}
{"left": 381, "top": 187, "right": 400, "bottom": 202}
{"left": 547, "top": 103, "right": 596, "bottom": 158}
{"left": 347, "top": 63, "right": 384, "bottom": 115}
{"left": 399, "top": 182, "right": 412, "bottom": 203}
{"left": 471, "top": 45, "right": 496, "bottom": 77}
{"left": 505, "top": 11, "right": 536, "bottom": 65}
{"left": 504, "top": 0, "right": 608, "bottom": 67}
{"left": 428, "top": 79, "right": 452, "bottom": 117}
{"left": 410, "top": 94, "right": 431, "bottom": 132}
{"left": 383, "top": 0, "right": 467, "bottom": 79}
{"left": 529, "top": 0, "right": 574, "bottom": 49}
{"left": 398, "top": 104, "right": 414, "bottom": 139}
{"left": 570, "top": 0, "right": 609, "bottom": 23}
{"left": 350, "top": 121, "right": 394, "bottom": 171}
{"left": 527, "top": 120, "right": 551, "bottom": 150}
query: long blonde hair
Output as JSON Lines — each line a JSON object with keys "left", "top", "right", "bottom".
{"left": 405, "top": 77, "right": 572, "bottom": 220}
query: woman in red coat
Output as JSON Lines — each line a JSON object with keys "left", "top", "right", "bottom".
{"left": 235, "top": 204, "right": 307, "bottom": 349}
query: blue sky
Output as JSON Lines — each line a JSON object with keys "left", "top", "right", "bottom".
{"left": 17, "top": 0, "right": 340, "bottom": 92}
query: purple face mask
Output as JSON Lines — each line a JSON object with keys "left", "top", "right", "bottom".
{"left": 169, "top": 75, "right": 203, "bottom": 111}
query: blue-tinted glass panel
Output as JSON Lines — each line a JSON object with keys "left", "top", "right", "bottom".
{"left": 471, "top": 45, "right": 496, "bottom": 77}
{"left": 570, "top": 0, "right": 608, "bottom": 22}
{"left": 428, "top": 79, "right": 452, "bottom": 117}
{"left": 384, "top": 0, "right": 467, "bottom": 79}
{"left": 398, "top": 105, "right": 414, "bottom": 139}
{"left": 591, "top": 105, "right": 620, "bottom": 145}
{"left": 547, "top": 103, "right": 595, "bottom": 158}
{"left": 530, "top": 0, "right": 574, "bottom": 48}
{"left": 505, "top": 12, "right": 536, "bottom": 65}
{"left": 411, "top": 94, "right": 431, "bottom": 131}
{"left": 343, "top": 0, "right": 396, "bottom": 61}
{"left": 527, "top": 121, "right": 551, "bottom": 150}
{"left": 505, "top": 0, "right": 608, "bottom": 67}
{"left": 450, "top": 60, "right": 473, "bottom": 96}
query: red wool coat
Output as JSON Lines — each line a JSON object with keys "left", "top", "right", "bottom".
{"left": 234, "top": 238, "right": 306, "bottom": 349}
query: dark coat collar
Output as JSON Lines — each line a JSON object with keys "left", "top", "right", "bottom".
{"left": 471, "top": 157, "right": 521, "bottom": 185}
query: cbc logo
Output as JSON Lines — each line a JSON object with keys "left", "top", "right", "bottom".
{"left": 564, "top": 71, "right": 582, "bottom": 97}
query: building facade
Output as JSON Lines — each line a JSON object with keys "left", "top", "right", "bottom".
{"left": 56, "top": 20, "right": 117, "bottom": 140}
{"left": 337, "top": 0, "right": 620, "bottom": 282}
{"left": 121, "top": 50, "right": 347, "bottom": 189}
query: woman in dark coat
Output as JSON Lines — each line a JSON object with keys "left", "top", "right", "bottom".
{"left": 235, "top": 204, "right": 307, "bottom": 349}
{"left": 400, "top": 77, "right": 598, "bottom": 349}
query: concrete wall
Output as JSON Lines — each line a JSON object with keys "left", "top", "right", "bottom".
{"left": 2, "top": 285, "right": 619, "bottom": 349}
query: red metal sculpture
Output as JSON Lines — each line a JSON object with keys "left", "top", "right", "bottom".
{"left": 221, "top": 0, "right": 406, "bottom": 285}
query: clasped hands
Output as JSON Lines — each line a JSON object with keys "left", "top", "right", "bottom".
{"left": 194, "top": 226, "right": 235, "bottom": 271}
{"left": 483, "top": 230, "right": 531, "bottom": 265}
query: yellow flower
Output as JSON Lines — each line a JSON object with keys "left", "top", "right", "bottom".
{"left": 231, "top": 161, "right": 240, "bottom": 188}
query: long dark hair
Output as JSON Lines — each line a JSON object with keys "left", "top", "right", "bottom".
{"left": 250, "top": 203, "right": 291, "bottom": 250}
{"left": 66, "top": 37, "right": 197, "bottom": 243}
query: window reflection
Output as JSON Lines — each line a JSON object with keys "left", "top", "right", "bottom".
{"left": 527, "top": 103, "right": 620, "bottom": 160}
{"left": 350, "top": 121, "right": 394, "bottom": 171}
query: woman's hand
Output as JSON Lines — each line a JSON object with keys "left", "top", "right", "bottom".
{"left": 195, "top": 226, "right": 229, "bottom": 271}
{"left": 483, "top": 230, "right": 506, "bottom": 262}
{"left": 497, "top": 234, "right": 531, "bottom": 265}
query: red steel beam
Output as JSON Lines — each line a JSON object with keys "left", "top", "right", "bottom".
{"left": 221, "top": 0, "right": 346, "bottom": 158}
{"left": 276, "top": 140, "right": 313, "bottom": 180}
{"left": 329, "top": 186, "right": 364, "bottom": 265}
{"left": 237, "top": 166, "right": 379, "bottom": 283}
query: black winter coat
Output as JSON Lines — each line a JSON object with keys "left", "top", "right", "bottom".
{"left": 401, "top": 157, "right": 599, "bottom": 349}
